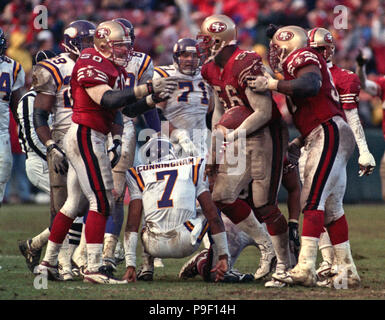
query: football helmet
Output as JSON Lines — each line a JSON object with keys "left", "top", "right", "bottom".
{"left": 113, "top": 18, "right": 135, "bottom": 45}
{"left": 138, "top": 137, "right": 177, "bottom": 165}
{"left": 308, "top": 27, "right": 335, "bottom": 62}
{"left": 94, "top": 20, "right": 133, "bottom": 67}
{"left": 268, "top": 25, "right": 309, "bottom": 72}
{"left": 196, "top": 14, "right": 237, "bottom": 63}
{"left": 63, "top": 20, "right": 96, "bottom": 56}
{"left": 173, "top": 38, "right": 200, "bottom": 76}
{"left": 0, "top": 28, "right": 7, "bottom": 61}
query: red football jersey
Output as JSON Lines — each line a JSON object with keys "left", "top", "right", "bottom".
{"left": 329, "top": 63, "right": 360, "bottom": 110}
{"left": 71, "top": 48, "right": 127, "bottom": 135}
{"left": 201, "top": 47, "right": 281, "bottom": 129}
{"left": 374, "top": 77, "right": 385, "bottom": 139}
{"left": 282, "top": 47, "right": 344, "bottom": 138}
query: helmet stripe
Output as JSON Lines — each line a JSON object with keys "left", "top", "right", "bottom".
{"left": 309, "top": 28, "right": 318, "bottom": 43}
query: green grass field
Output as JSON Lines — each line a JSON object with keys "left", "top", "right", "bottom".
{"left": 1, "top": 203, "right": 385, "bottom": 300}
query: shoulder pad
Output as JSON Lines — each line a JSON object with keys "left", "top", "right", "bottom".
{"left": 32, "top": 64, "right": 57, "bottom": 95}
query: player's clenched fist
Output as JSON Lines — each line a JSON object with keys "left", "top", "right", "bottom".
{"left": 46, "top": 139, "right": 69, "bottom": 175}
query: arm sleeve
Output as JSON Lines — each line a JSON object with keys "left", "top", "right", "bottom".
{"left": 126, "top": 169, "right": 143, "bottom": 201}
{"left": 195, "top": 158, "right": 210, "bottom": 197}
{"left": 12, "top": 62, "right": 25, "bottom": 91}
{"left": 339, "top": 73, "right": 361, "bottom": 110}
{"left": 344, "top": 108, "right": 369, "bottom": 154}
{"left": 32, "top": 65, "right": 57, "bottom": 95}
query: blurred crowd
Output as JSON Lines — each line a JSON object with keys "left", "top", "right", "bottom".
{"left": 1, "top": 0, "right": 384, "bottom": 202}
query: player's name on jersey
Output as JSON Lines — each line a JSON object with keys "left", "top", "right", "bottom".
{"left": 136, "top": 158, "right": 196, "bottom": 173}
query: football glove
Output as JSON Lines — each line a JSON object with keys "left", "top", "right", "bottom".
{"left": 356, "top": 50, "right": 368, "bottom": 67}
{"left": 358, "top": 151, "right": 376, "bottom": 177}
{"left": 286, "top": 140, "right": 302, "bottom": 171}
{"left": 288, "top": 221, "right": 300, "bottom": 264}
{"left": 148, "top": 77, "right": 180, "bottom": 96}
{"left": 172, "top": 129, "right": 198, "bottom": 157}
{"left": 246, "top": 72, "right": 278, "bottom": 92}
{"left": 46, "top": 140, "right": 68, "bottom": 175}
{"left": 108, "top": 136, "right": 122, "bottom": 169}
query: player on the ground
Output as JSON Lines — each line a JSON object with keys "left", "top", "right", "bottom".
{"left": 356, "top": 49, "right": 385, "bottom": 201}
{"left": 153, "top": 37, "right": 213, "bottom": 157}
{"left": 196, "top": 14, "right": 290, "bottom": 287}
{"left": 18, "top": 21, "right": 96, "bottom": 280}
{"left": 248, "top": 25, "right": 360, "bottom": 288}
{"left": 0, "top": 27, "right": 25, "bottom": 206}
{"left": 35, "top": 20, "right": 180, "bottom": 284}
{"left": 308, "top": 27, "right": 376, "bottom": 284}
{"left": 122, "top": 137, "right": 229, "bottom": 283}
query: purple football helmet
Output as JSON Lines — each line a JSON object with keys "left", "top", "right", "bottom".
{"left": 113, "top": 18, "right": 135, "bottom": 45}
{"left": 173, "top": 38, "right": 200, "bottom": 76}
{"left": 62, "top": 20, "right": 96, "bottom": 56}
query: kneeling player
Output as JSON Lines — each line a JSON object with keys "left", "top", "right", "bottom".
{"left": 122, "top": 137, "right": 229, "bottom": 282}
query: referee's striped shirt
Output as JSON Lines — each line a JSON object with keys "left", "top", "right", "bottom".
{"left": 17, "top": 90, "right": 47, "bottom": 161}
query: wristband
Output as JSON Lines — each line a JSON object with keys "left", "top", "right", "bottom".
{"left": 134, "top": 84, "right": 150, "bottom": 99}
{"left": 211, "top": 232, "right": 230, "bottom": 257}
{"left": 45, "top": 139, "right": 55, "bottom": 148}
{"left": 268, "top": 78, "right": 279, "bottom": 90}
{"left": 112, "top": 134, "right": 122, "bottom": 143}
{"left": 124, "top": 231, "right": 138, "bottom": 268}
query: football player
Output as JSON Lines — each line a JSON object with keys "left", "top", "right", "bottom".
{"left": 248, "top": 25, "right": 360, "bottom": 288}
{"left": 122, "top": 137, "right": 229, "bottom": 283}
{"left": 20, "top": 21, "right": 96, "bottom": 280}
{"left": 153, "top": 37, "right": 213, "bottom": 157}
{"left": 101, "top": 17, "right": 161, "bottom": 271}
{"left": 308, "top": 27, "right": 376, "bottom": 284}
{"left": 35, "top": 20, "right": 180, "bottom": 284}
{"left": 0, "top": 27, "right": 25, "bottom": 206}
{"left": 356, "top": 49, "right": 385, "bottom": 201}
{"left": 17, "top": 50, "right": 83, "bottom": 280}
{"left": 196, "top": 14, "right": 290, "bottom": 287}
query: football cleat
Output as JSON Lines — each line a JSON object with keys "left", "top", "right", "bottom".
{"left": 83, "top": 266, "right": 128, "bottom": 284}
{"left": 265, "top": 278, "right": 287, "bottom": 288}
{"left": 221, "top": 270, "right": 254, "bottom": 283}
{"left": 317, "top": 265, "right": 361, "bottom": 289}
{"left": 18, "top": 239, "right": 42, "bottom": 273}
{"left": 274, "top": 265, "right": 317, "bottom": 287}
{"left": 316, "top": 260, "right": 333, "bottom": 281}
{"left": 34, "top": 261, "right": 62, "bottom": 281}
{"left": 178, "top": 249, "right": 208, "bottom": 280}
{"left": 154, "top": 258, "right": 164, "bottom": 268}
{"left": 58, "top": 263, "right": 74, "bottom": 281}
{"left": 254, "top": 253, "right": 277, "bottom": 280}
{"left": 136, "top": 269, "right": 154, "bottom": 281}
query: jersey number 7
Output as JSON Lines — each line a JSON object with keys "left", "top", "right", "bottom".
{"left": 156, "top": 170, "right": 178, "bottom": 208}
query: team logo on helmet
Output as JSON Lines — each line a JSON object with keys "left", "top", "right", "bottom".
{"left": 96, "top": 28, "right": 110, "bottom": 39}
{"left": 208, "top": 21, "right": 227, "bottom": 33}
{"left": 276, "top": 31, "right": 294, "bottom": 41}
{"left": 64, "top": 27, "right": 78, "bottom": 38}
{"left": 324, "top": 33, "right": 333, "bottom": 43}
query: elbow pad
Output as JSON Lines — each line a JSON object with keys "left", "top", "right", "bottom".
{"left": 33, "top": 107, "right": 50, "bottom": 129}
{"left": 101, "top": 87, "right": 137, "bottom": 110}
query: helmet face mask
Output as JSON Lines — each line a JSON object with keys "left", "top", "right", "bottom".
{"left": 63, "top": 20, "right": 96, "bottom": 56}
{"left": 268, "top": 26, "right": 309, "bottom": 72}
{"left": 94, "top": 21, "right": 133, "bottom": 67}
{"left": 196, "top": 14, "right": 237, "bottom": 64}
{"left": 173, "top": 38, "right": 200, "bottom": 75}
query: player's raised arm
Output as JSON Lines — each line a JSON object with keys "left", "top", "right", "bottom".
{"left": 356, "top": 50, "right": 381, "bottom": 97}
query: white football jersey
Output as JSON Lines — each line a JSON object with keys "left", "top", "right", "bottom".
{"left": 17, "top": 90, "right": 47, "bottom": 160}
{"left": 123, "top": 51, "right": 154, "bottom": 123}
{"left": 153, "top": 65, "right": 211, "bottom": 155}
{"left": 0, "top": 56, "right": 25, "bottom": 133}
{"left": 127, "top": 156, "right": 209, "bottom": 233}
{"left": 33, "top": 52, "right": 75, "bottom": 133}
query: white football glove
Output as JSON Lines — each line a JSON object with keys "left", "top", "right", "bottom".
{"left": 358, "top": 151, "right": 376, "bottom": 177}
{"left": 151, "top": 76, "right": 180, "bottom": 95}
{"left": 246, "top": 72, "right": 279, "bottom": 92}
{"left": 172, "top": 129, "right": 197, "bottom": 157}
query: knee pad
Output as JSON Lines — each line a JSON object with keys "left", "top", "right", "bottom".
{"left": 255, "top": 204, "right": 280, "bottom": 224}
{"left": 215, "top": 199, "right": 251, "bottom": 224}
